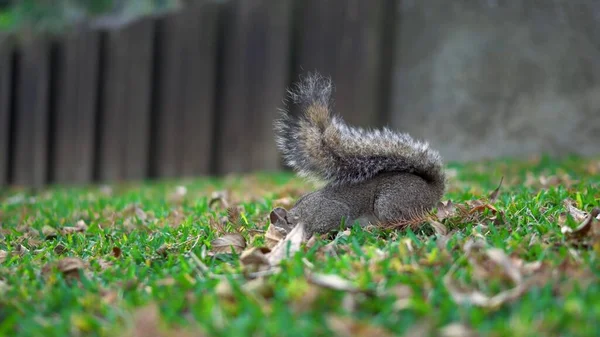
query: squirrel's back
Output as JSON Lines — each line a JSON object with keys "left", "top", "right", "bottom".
{"left": 274, "top": 72, "right": 446, "bottom": 188}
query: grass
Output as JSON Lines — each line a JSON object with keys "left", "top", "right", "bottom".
{"left": 0, "top": 0, "right": 179, "bottom": 33}
{"left": 0, "top": 155, "right": 599, "bottom": 337}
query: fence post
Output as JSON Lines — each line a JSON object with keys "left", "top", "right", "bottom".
{"left": 96, "top": 16, "right": 155, "bottom": 182}
{"left": 292, "top": 0, "right": 388, "bottom": 128}
{"left": 12, "top": 35, "right": 51, "bottom": 188}
{"left": 152, "top": 2, "right": 220, "bottom": 179}
{"left": 214, "top": 0, "right": 293, "bottom": 175}
{"left": 51, "top": 28, "right": 101, "bottom": 185}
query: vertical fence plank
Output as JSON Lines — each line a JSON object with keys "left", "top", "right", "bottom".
{"left": 124, "top": 17, "right": 154, "bottom": 180}
{"left": 293, "top": 0, "right": 387, "bottom": 128}
{"left": 97, "top": 17, "right": 155, "bottom": 182}
{"left": 0, "top": 35, "right": 13, "bottom": 186}
{"left": 152, "top": 11, "right": 183, "bottom": 179}
{"left": 52, "top": 29, "right": 100, "bottom": 185}
{"left": 179, "top": 2, "right": 219, "bottom": 177}
{"left": 152, "top": 2, "right": 219, "bottom": 179}
{"left": 216, "top": 0, "right": 293, "bottom": 174}
{"left": 12, "top": 36, "right": 51, "bottom": 187}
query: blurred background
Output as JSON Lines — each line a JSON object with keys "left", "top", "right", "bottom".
{"left": 0, "top": 0, "right": 599, "bottom": 188}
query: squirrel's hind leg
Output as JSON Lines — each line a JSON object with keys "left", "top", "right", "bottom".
{"left": 372, "top": 173, "right": 442, "bottom": 225}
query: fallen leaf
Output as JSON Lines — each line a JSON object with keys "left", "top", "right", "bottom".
{"left": 130, "top": 303, "right": 161, "bottom": 337}
{"left": 488, "top": 176, "right": 504, "bottom": 202}
{"left": 444, "top": 240, "right": 529, "bottom": 309}
{"left": 561, "top": 208, "right": 600, "bottom": 239}
{"left": 389, "top": 284, "right": 413, "bottom": 311}
{"left": 168, "top": 185, "right": 187, "bottom": 203}
{"left": 208, "top": 191, "right": 230, "bottom": 209}
{"left": 42, "top": 225, "right": 58, "bottom": 239}
{"left": 54, "top": 244, "right": 68, "bottom": 255}
{"left": 307, "top": 273, "right": 361, "bottom": 293}
{"left": 563, "top": 199, "right": 588, "bottom": 222}
{"left": 266, "top": 222, "right": 307, "bottom": 266}
{"left": 242, "top": 277, "right": 275, "bottom": 299}
{"left": 265, "top": 207, "right": 295, "bottom": 248}
{"left": 43, "top": 257, "right": 87, "bottom": 280}
{"left": 112, "top": 247, "right": 122, "bottom": 258}
{"left": 210, "top": 233, "right": 246, "bottom": 254}
{"left": 439, "top": 323, "right": 477, "bottom": 337}
{"left": 429, "top": 220, "right": 448, "bottom": 236}
{"left": 0, "top": 250, "right": 7, "bottom": 263}
{"left": 61, "top": 220, "right": 88, "bottom": 235}
{"left": 240, "top": 247, "right": 271, "bottom": 272}
{"left": 326, "top": 315, "right": 393, "bottom": 337}
{"left": 436, "top": 200, "right": 456, "bottom": 221}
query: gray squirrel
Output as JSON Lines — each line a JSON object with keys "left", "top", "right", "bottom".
{"left": 270, "top": 72, "right": 446, "bottom": 238}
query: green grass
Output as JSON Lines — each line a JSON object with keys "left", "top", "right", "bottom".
{"left": 1, "top": 155, "right": 599, "bottom": 337}
{"left": 0, "top": 0, "right": 178, "bottom": 33}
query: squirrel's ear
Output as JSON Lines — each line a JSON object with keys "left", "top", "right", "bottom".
{"left": 269, "top": 207, "right": 288, "bottom": 224}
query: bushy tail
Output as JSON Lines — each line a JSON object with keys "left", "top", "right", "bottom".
{"left": 274, "top": 72, "right": 445, "bottom": 187}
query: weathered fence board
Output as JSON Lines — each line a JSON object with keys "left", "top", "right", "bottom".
{"left": 153, "top": 2, "right": 219, "bottom": 179}
{"left": 216, "top": 0, "right": 293, "bottom": 174}
{"left": 97, "top": 17, "right": 155, "bottom": 182}
{"left": 0, "top": 36, "right": 12, "bottom": 186}
{"left": 12, "top": 37, "right": 51, "bottom": 187}
{"left": 293, "top": 0, "right": 387, "bottom": 128}
{"left": 52, "top": 29, "right": 100, "bottom": 184}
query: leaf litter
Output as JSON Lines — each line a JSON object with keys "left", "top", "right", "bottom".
{"left": 2, "top": 159, "right": 599, "bottom": 336}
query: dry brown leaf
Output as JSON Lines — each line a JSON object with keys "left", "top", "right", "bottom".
{"left": 61, "top": 220, "right": 88, "bottom": 235}
{"left": 265, "top": 224, "right": 287, "bottom": 249}
{"left": 389, "top": 284, "right": 413, "bottom": 311}
{"left": 0, "top": 250, "right": 7, "bottom": 263}
{"left": 42, "top": 225, "right": 58, "bottom": 239}
{"left": 239, "top": 247, "right": 271, "bottom": 272}
{"left": 129, "top": 303, "right": 162, "bottom": 337}
{"left": 210, "top": 233, "right": 246, "bottom": 254}
{"left": 307, "top": 273, "right": 361, "bottom": 293}
{"left": 43, "top": 257, "right": 87, "bottom": 280}
{"left": 561, "top": 208, "right": 600, "bottom": 239}
{"left": 436, "top": 200, "right": 456, "bottom": 221}
{"left": 112, "top": 247, "right": 122, "bottom": 258}
{"left": 54, "top": 244, "right": 68, "bottom": 255}
{"left": 266, "top": 222, "right": 307, "bottom": 266}
{"left": 97, "top": 258, "right": 113, "bottom": 271}
{"left": 563, "top": 199, "right": 588, "bottom": 222}
{"left": 15, "top": 244, "right": 29, "bottom": 256}
{"left": 429, "top": 220, "right": 448, "bottom": 236}
{"left": 208, "top": 191, "right": 230, "bottom": 210}
{"left": 326, "top": 315, "right": 393, "bottom": 337}
{"left": 488, "top": 177, "right": 504, "bottom": 202}
{"left": 242, "top": 277, "right": 275, "bottom": 299}
{"left": 121, "top": 303, "right": 205, "bottom": 337}
{"left": 156, "top": 277, "right": 176, "bottom": 287}
{"left": 439, "top": 323, "right": 478, "bottom": 337}
{"left": 167, "top": 185, "right": 187, "bottom": 203}
{"left": 265, "top": 207, "right": 295, "bottom": 248}
{"left": 444, "top": 240, "right": 530, "bottom": 309}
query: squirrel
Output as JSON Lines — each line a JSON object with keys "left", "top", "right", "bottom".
{"left": 270, "top": 72, "right": 446, "bottom": 238}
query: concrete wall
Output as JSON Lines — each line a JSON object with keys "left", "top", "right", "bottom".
{"left": 391, "top": 0, "right": 600, "bottom": 162}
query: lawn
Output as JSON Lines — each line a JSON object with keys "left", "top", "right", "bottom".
{"left": 0, "top": 155, "right": 599, "bottom": 337}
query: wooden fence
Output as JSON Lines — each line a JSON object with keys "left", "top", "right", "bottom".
{"left": 0, "top": 0, "right": 397, "bottom": 188}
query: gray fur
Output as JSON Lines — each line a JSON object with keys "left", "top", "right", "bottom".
{"left": 272, "top": 72, "right": 447, "bottom": 236}
{"left": 274, "top": 72, "right": 445, "bottom": 187}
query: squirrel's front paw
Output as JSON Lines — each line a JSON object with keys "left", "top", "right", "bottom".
{"left": 268, "top": 207, "right": 296, "bottom": 236}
